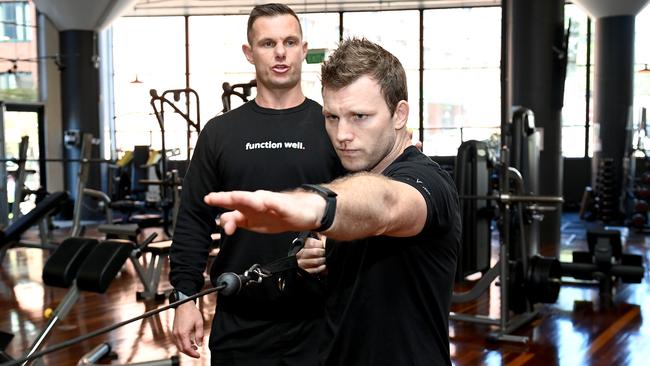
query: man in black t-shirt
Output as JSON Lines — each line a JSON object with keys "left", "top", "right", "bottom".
{"left": 205, "top": 38, "right": 461, "bottom": 365}
{"left": 169, "top": 3, "right": 343, "bottom": 365}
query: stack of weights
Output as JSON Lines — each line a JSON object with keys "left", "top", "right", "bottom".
{"left": 631, "top": 171, "right": 650, "bottom": 228}
{"left": 595, "top": 158, "right": 618, "bottom": 223}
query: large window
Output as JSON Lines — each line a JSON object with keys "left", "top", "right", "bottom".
{"left": 187, "top": 12, "right": 338, "bottom": 122}
{"left": 562, "top": 4, "right": 591, "bottom": 158}
{"left": 112, "top": 16, "right": 188, "bottom": 159}
{"left": 344, "top": 10, "right": 421, "bottom": 135}
{"left": 111, "top": 4, "right": 648, "bottom": 161}
{"left": 189, "top": 15, "right": 253, "bottom": 121}
{"left": 300, "top": 12, "right": 339, "bottom": 105}
{"left": 2, "top": 108, "right": 41, "bottom": 219}
{"left": 423, "top": 7, "right": 501, "bottom": 156}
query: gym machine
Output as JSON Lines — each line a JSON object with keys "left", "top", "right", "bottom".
{"left": 149, "top": 88, "right": 200, "bottom": 235}
{"left": 0, "top": 192, "right": 69, "bottom": 265}
{"left": 0, "top": 234, "right": 176, "bottom": 365}
{"left": 561, "top": 228, "right": 644, "bottom": 306}
{"left": 220, "top": 80, "right": 257, "bottom": 114}
{"left": 450, "top": 108, "right": 563, "bottom": 343}
{"left": 451, "top": 108, "right": 645, "bottom": 343}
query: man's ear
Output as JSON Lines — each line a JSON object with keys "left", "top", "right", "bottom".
{"left": 302, "top": 41, "right": 308, "bottom": 62}
{"left": 393, "top": 100, "right": 409, "bottom": 130}
{"left": 242, "top": 43, "right": 254, "bottom": 65}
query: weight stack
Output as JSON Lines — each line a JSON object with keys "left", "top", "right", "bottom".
{"left": 595, "top": 158, "right": 619, "bottom": 223}
{"left": 454, "top": 140, "right": 493, "bottom": 281}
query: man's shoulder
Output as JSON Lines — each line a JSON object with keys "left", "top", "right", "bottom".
{"left": 384, "top": 148, "right": 456, "bottom": 193}
{"left": 304, "top": 98, "right": 323, "bottom": 109}
{"left": 204, "top": 102, "right": 255, "bottom": 129}
{"left": 385, "top": 147, "right": 438, "bottom": 175}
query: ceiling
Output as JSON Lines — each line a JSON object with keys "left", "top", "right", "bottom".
{"left": 127, "top": 0, "right": 501, "bottom": 16}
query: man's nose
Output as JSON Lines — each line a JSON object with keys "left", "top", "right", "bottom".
{"left": 275, "top": 44, "right": 286, "bottom": 58}
{"left": 336, "top": 119, "right": 354, "bottom": 142}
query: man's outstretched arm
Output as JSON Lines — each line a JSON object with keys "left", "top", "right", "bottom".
{"left": 205, "top": 172, "right": 428, "bottom": 241}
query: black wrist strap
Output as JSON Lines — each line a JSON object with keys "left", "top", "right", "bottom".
{"left": 301, "top": 184, "right": 337, "bottom": 232}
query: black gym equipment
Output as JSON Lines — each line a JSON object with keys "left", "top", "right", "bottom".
{"left": 450, "top": 154, "right": 563, "bottom": 342}
{"left": 559, "top": 228, "right": 644, "bottom": 306}
{"left": 451, "top": 106, "right": 564, "bottom": 343}
{"left": 148, "top": 88, "right": 200, "bottom": 177}
{"left": 0, "top": 234, "right": 172, "bottom": 366}
{"left": 0, "top": 191, "right": 69, "bottom": 264}
{"left": 0, "top": 230, "right": 311, "bottom": 366}
{"left": 451, "top": 108, "right": 645, "bottom": 342}
{"left": 220, "top": 79, "right": 257, "bottom": 114}
{"left": 148, "top": 88, "right": 198, "bottom": 236}
{"left": 454, "top": 140, "right": 494, "bottom": 280}
{"left": 96, "top": 223, "right": 171, "bottom": 301}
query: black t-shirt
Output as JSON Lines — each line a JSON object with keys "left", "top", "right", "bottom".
{"left": 323, "top": 146, "right": 460, "bottom": 366}
{"left": 169, "top": 99, "right": 344, "bottom": 359}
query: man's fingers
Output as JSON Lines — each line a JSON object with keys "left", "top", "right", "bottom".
{"left": 302, "top": 263, "right": 327, "bottom": 274}
{"left": 172, "top": 305, "right": 203, "bottom": 358}
{"left": 296, "top": 247, "right": 326, "bottom": 260}
{"left": 177, "top": 331, "right": 200, "bottom": 358}
{"left": 298, "top": 255, "right": 326, "bottom": 266}
{"left": 195, "top": 319, "right": 204, "bottom": 347}
{"left": 217, "top": 211, "right": 248, "bottom": 235}
{"left": 204, "top": 191, "right": 271, "bottom": 210}
{"left": 304, "top": 237, "right": 326, "bottom": 249}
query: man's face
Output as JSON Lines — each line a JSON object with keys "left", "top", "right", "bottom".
{"left": 243, "top": 15, "right": 307, "bottom": 91}
{"left": 323, "top": 75, "right": 397, "bottom": 173}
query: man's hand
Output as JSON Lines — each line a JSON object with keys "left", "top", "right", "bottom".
{"left": 297, "top": 236, "right": 327, "bottom": 275}
{"left": 172, "top": 302, "right": 204, "bottom": 358}
{"left": 205, "top": 190, "right": 326, "bottom": 235}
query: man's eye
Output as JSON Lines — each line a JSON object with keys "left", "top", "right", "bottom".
{"left": 353, "top": 114, "right": 367, "bottom": 120}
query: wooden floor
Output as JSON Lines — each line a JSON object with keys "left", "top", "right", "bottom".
{"left": 1, "top": 214, "right": 649, "bottom": 365}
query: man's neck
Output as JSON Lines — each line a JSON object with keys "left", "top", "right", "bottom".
{"left": 370, "top": 130, "right": 413, "bottom": 174}
{"left": 255, "top": 85, "right": 306, "bottom": 109}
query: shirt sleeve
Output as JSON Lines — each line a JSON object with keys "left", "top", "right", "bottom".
{"left": 169, "top": 122, "right": 219, "bottom": 295}
{"left": 387, "top": 158, "right": 460, "bottom": 235}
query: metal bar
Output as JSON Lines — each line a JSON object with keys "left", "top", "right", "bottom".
{"left": 11, "top": 136, "right": 29, "bottom": 223}
{"left": 129, "top": 256, "right": 152, "bottom": 294}
{"left": 499, "top": 147, "right": 511, "bottom": 331}
{"left": 459, "top": 194, "right": 564, "bottom": 203}
{"left": 83, "top": 188, "right": 113, "bottom": 224}
{"left": 451, "top": 261, "right": 501, "bottom": 303}
{"left": 0, "top": 102, "right": 9, "bottom": 228}
{"left": 70, "top": 134, "right": 93, "bottom": 237}
{"left": 0, "top": 158, "right": 114, "bottom": 163}
{"left": 22, "top": 285, "right": 80, "bottom": 365}
{"left": 449, "top": 312, "right": 500, "bottom": 326}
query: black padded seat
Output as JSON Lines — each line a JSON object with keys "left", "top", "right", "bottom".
{"left": 76, "top": 240, "right": 135, "bottom": 293}
{"left": 42, "top": 238, "right": 99, "bottom": 288}
{"left": 98, "top": 223, "right": 140, "bottom": 238}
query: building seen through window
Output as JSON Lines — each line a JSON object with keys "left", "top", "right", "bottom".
{"left": 0, "top": 0, "right": 37, "bottom": 102}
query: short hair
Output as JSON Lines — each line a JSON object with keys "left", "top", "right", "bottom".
{"left": 321, "top": 38, "right": 408, "bottom": 116}
{"left": 247, "top": 3, "right": 303, "bottom": 45}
